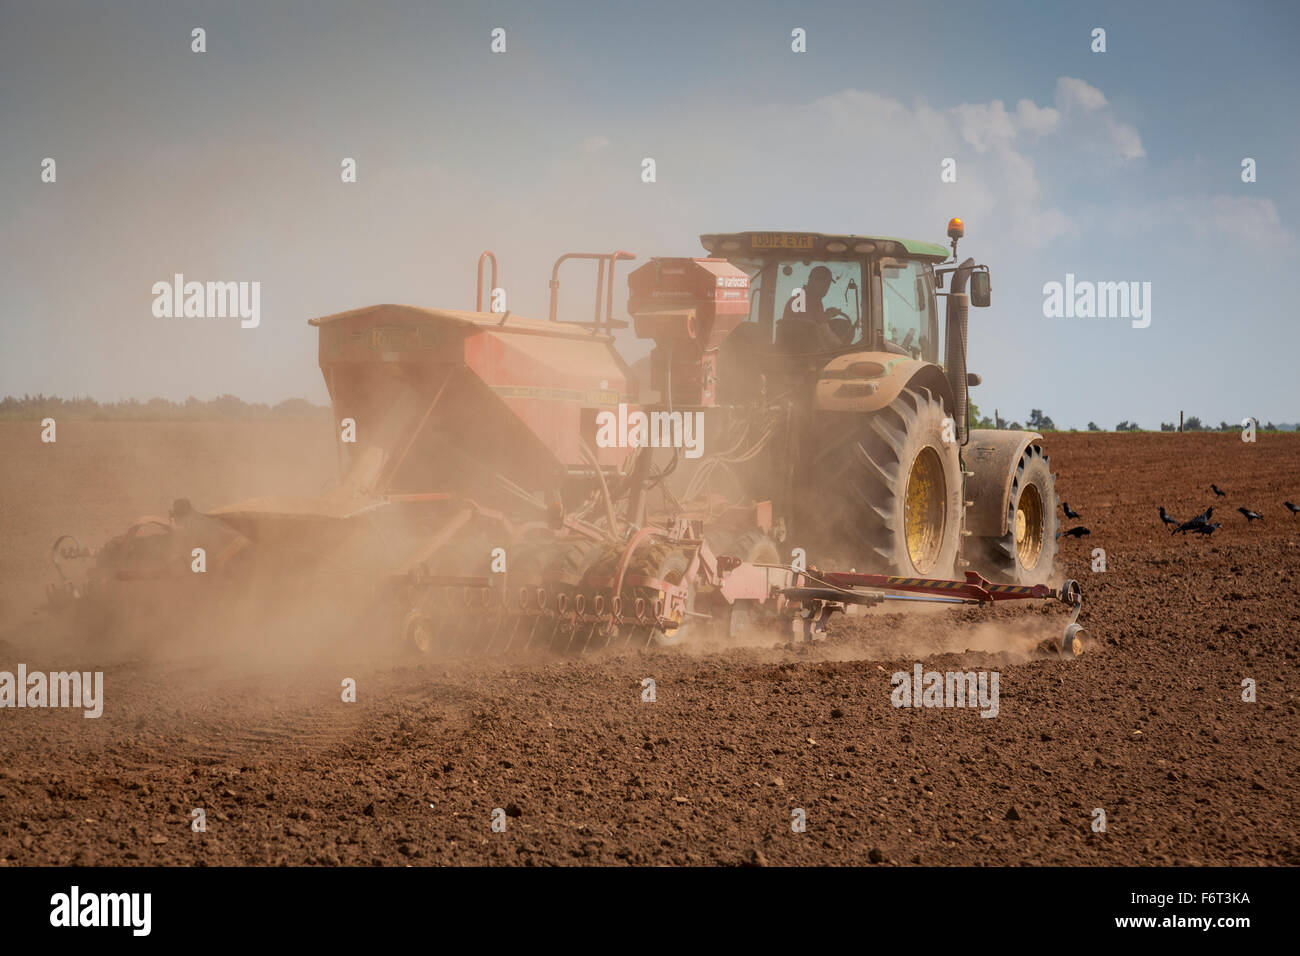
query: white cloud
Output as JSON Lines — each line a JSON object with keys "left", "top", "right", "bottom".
{"left": 1201, "top": 195, "right": 1294, "bottom": 246}
{"left": 953, "top": 100, "right": 1019, "bottom": 153}
{"left": 804, "top": 84, "right": 1101, "bottom": 248}
{"left": 1095, "top": 195, "right": 1295, "bottom": 250}
{"left": 1105, "top": 120, "right": 1146, "bottom": 161}
{"left": 484, "top": 77, "right": 1145, "bottom": 284}
{"left": 1056, "top": 77, "right": 1109, "bottom": 112}
{"left": 1055, "top": 77, "right": 1144, "bottom": 161}
{"left": 1015, "top": 99, "right": 1060, "bottom": 136}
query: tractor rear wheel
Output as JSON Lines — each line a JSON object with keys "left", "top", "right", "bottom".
{"left": 968, "top": 443, "right": 1058, "bottom": 585}
{"left": 806, "top": 386, "right": 963, "bottom": 577}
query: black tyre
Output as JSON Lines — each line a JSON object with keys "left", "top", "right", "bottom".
{"left": 805, "top": 386, "right": 963, "bottom": 577}
{"left": 968, "top": 443, "right": 1058, "bottom": 585}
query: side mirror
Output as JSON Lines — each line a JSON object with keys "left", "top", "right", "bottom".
{"left": 970, "top": 271, "right": 991, "bottom": 308}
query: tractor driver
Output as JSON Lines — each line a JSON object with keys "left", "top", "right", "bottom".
{"left": 777, "top": 265, "right": 853, "bottom": 350}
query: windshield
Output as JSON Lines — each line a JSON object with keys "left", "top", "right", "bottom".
{"left": 880, "top": 260, "right": 937, "bottom": 360}
{"left": 774, "top": 259, "right": 865, "bottom": 344}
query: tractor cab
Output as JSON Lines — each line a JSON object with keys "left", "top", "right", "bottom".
{"left": 699, "top": 231, "right": 951, "bottom": 364}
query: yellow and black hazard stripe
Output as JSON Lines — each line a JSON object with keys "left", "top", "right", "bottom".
{"left": 885, "top": 577, "right": 969, "bottom": 591}
{"left": 985, "top": 584, "right": 1037, "bottom": 595}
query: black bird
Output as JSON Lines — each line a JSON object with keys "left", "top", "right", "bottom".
{"left": 1172, "top": 507, "right": 1213, "bottom": 535}
{"left": 1190, "top": 522, "right": 1221, "bottom": 536}
{"left": 1211, "top": 484, "right": 1227, "bottom": 497}
{"left": 1238, "top": 507, "right": 1263, "bottom": 522}
{"left": 1062, "top": 526, "right": 1090, "bottom": 538}
{"left": 1158, "top": 506, "right": 1179, "bottom": 527}
{"left": 1286, "top": 501, "right": 1299, "bottom": 516}
{"left": 1062, "top": 502, "right": 1080, "bottom": 519}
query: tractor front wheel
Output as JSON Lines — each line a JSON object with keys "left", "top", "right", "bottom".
{"left": 968, "top": 443, "right": 1058, "bottom": 585}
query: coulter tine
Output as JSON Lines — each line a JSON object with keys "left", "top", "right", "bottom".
{"left": 521, "top": 616, "right": 538, "bottom": 652}
{"left": 502, "top": 588, "right": 529, "bottom": 653}
{"left": 501, "top": 613, "right": 524, "bottom": 654}
{"left": 483, "top": 612, "right": 505, "bottom": 656}
{"left": 562, "top": 620, "right": 581, "bottom": 655}
{"left": 452, "top": 614, "right": 477, "bottom": 657}
{"left": 441, "top": 617, "right": 461, "bottom": 657}
{"left": 522, "top": 588, "right": 549, "bottom": 652}
{"left": 582, "top": 594, "right": 610, "bottom": 652}
{"left": 429, "top": 607, "right": 453, "bottom": 655}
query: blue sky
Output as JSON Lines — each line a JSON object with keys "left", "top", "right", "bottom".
{"left": 1, "top": 0, "right": 1297, "bottom": 427}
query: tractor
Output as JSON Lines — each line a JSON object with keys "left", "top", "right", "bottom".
{"left": 48, "top": 221, "right": 1082, "bottom": 654}
{"left": 650, "top": 222, "right": 1058, "bottom": 588}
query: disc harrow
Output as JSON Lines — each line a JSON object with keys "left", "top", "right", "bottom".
{"left": 397, "top": 528, "right": 705, "bottom": 657}
{"left": 392, "top": 525, "right": 1087, "bottom": 658}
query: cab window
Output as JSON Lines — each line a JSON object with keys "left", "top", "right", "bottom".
{"left": 880, "top": 260, "right": 938, "bottom": 361}
{"left": 773, "top": 259, "right": 865, "bottom": 344}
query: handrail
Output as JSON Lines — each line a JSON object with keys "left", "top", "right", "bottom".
{"left": 475, "top": 251, "right": 499, "bottom": 312}
{"left": 548, "top": 251, "right": 635, "bottom": 327}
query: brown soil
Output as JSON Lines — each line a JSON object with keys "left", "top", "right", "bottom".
{"left": 0, "top": 423, "right": 1297, "bottom": 866}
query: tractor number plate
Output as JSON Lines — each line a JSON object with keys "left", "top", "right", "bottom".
{"left": 750, "top": 233, "right": 817, "bottom": 251}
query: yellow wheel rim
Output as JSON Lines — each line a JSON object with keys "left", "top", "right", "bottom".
{"left": 1015, "top": 485, "right": 1044, "bottom": 570}
{"left": 904, "top": 447, "right": 946, "bottom": 573}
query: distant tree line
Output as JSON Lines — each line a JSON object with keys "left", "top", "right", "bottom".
{"left": 0, "top": 394, "right": 330, "bottom": 421}
{"left": 968, "top": 403, "right": 1293, "bottom": 433}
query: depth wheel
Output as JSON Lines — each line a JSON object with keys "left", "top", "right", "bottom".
{"left": 614, "top": 545, "right": 698, "bottom": 648}
{"left": 402, "top": 609, "right": 435, "bottom": 655}
{"left": 646, "top": 549, "right": 697, "bottom": 647}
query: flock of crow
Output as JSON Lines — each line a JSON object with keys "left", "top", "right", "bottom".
{"left": 1054, "top": 488, "right": 1299, "bottom": 541}
{"left": 1159, "top": 484, "right": 1297, "bottom": 537}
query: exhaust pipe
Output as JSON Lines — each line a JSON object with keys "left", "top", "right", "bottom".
{"left": 944, "top": 257, "right": 974, "bottom": 444}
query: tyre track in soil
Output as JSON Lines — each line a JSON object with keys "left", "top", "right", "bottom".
{"left": 0, "top": 426, "right": 1297, "bottom": 865}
